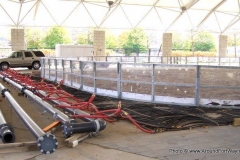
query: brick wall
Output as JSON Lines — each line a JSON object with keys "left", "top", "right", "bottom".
{"left": 218, "top": 35, "right": 227, "bottom": 57}
{"left": 11, "top": 29, "right": 26, "bottom": 51}
{"left": 162, "top": 33, "right": 172, "bottom": 56}
{"left": 94, "top": 30, "right": 105, "bottom": 57}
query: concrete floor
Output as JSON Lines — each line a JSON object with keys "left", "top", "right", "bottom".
{"left": 0, "top": 77, "right": 240, "bottom": 160}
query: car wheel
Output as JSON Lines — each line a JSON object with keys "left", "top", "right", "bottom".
{"left": 0, "top": 62, "right": 9, "bottom": 70}
{"left": 32, "top": 61, "right": 40, "bottom": 70}
{"left": 27, "top": 66, "right": 33, "bottom": 70}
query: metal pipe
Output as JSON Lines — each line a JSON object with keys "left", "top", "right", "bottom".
{"left": 38, "top": 90, "right": 106, "bottom": 128}
{"left": 63, "top": 121, "right": 106, "bottom": 136}
{"left": 0, "top": 83, "right": 57, "bottom": 154}
{"left": 0, "top": 74, "right": 77, "bottom": 137}
{"left": 0, "top": 74, "right": 106, "bottom": 137}
{"left": 0, "top": 74, "right": 70, "bottom": 123}
{"left": 0, "top": 75, "right": 73, "bottom": 137}
{"left": 0, "top": 109, "right": 15, "bottom": 143}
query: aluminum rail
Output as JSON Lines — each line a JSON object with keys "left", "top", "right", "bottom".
{"left": 0, "top": 108, "right": 15, "bottom": 143}
{"left": 0, "top": 75, "right": 70, "bottom": 123}
{"left": 0, "top": 74, "right": 75, "bottom": 137}
{"left": 0, "top": 83, "right": 57, "bottom": 154}
{"left": 0, "top": 74, "right": 106, "bottom": 137}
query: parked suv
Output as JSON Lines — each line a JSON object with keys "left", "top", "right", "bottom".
{"left": 0, "top": 50, "right": 45, "bottom": 70}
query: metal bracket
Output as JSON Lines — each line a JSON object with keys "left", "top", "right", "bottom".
{"left": 3, "top": 77, "right": 6, "bottom": 82}
{"left": 1, "top": 88, "right": 10, "bottom": 97}
{"left": 21, "top": 87, "right": 27, "bottom": 94}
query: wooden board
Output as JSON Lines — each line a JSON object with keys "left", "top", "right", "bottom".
{"left": 233, "top": 118, "right": 240, "bottom": 126}
{"left": 0, "top": 141, "right": 37, "bottom": 149}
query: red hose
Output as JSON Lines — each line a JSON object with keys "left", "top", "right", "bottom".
{"left": 122, "top": 111, "right": 155, "bottom": 134}
{"left": 1, "top": 69, "right": 156, "bottom": 134}
{"left": 71, "top": 115, "right": 113, "bottom": 119}
{"left": 72, "top": 105, "right": 121, "bottom": 119}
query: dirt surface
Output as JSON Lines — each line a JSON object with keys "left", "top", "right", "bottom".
{"left": 30, "top": 73, "right": 240, "bottom": 133}
{"left": 1, "top": 69, "right": 240, "bottom": 160}
{"left": 0, "top": 78, "right": 156, "bottom": 160}
{"left": 60, "top": 84, "right": 240, "bottom": 131}
{"left": 13, "top": 69, "right": 240, "bottom": 132}
{"left": 68, "top": 65, "right": 240, "bottom": 101}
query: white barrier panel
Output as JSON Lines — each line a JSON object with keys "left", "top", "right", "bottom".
{"left": 41, "top": 57, "right": 240, "bottom": 108}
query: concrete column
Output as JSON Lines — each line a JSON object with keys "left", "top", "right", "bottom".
{"left": 162, "top": 33, "right": 172, "bottom": 63}
{"left": 11, "top": 29, "right": 26, "bottom": 51}
{"left": 218, "top": 35, "right": 227, "bottom": 57}
{"left": 93, "top": 30, "right": 105, "bottom": 61}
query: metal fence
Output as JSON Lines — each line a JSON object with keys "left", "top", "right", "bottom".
{"left": 0, "top": 47, "right": 11, "bottom": 56}
{"left": 41, "top": 57, "right": 240, "bottom": 108}
{"left": 76, "top": 56, "right": 240, "bottom": 66}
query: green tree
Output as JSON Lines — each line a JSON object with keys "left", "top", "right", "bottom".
{"left": 119, "top": 28, "right": 147, "bottom": 55}
{"left": 118, "top": 31, "right": 129, "bottom": 47}
{"left": 118, "top": 31, "right": 129, "bottom": 54}
{"left": 77, "top": 34, "right": 88, "bottom": 44}
{"left": 193, "top": 32, "right": 216, "bottom": 51}
{"left": 25, "top": 28, "right": 44, "bottom": 49}
{"left": 227, "top": 34, "right": 240, "bottom": 46}
{"left": 43, "top": 27, "right": 71, "bottom": 49}
{"left": 172, "top": 32, "right": 216, "bottom": 52}
{"left": 172, "top": 33, "right": 191, "bottom": 51}
{"left": 77, "top": 29, "right": 93, "bottom": 45}
{"left": 173, "top": 33, "right": 184, "bottom": 50}
{"left": 106, "top": 33, "right": 118, "bottom": 49}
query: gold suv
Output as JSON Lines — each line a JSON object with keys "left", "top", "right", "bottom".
{"left": 0, "top": 50, "right": 45, "bottom": 70}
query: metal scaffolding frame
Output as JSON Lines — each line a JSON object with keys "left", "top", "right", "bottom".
{"left": 0, "top": 0, "right": 240, "bottom": 33}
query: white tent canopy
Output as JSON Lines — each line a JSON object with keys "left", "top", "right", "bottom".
{"left": 0, "top": 0, "right": 240, "bottom": 34}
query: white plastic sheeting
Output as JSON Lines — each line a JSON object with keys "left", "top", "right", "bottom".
{"left": 0, "top": 0, "right": 240, "bottom": 33}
